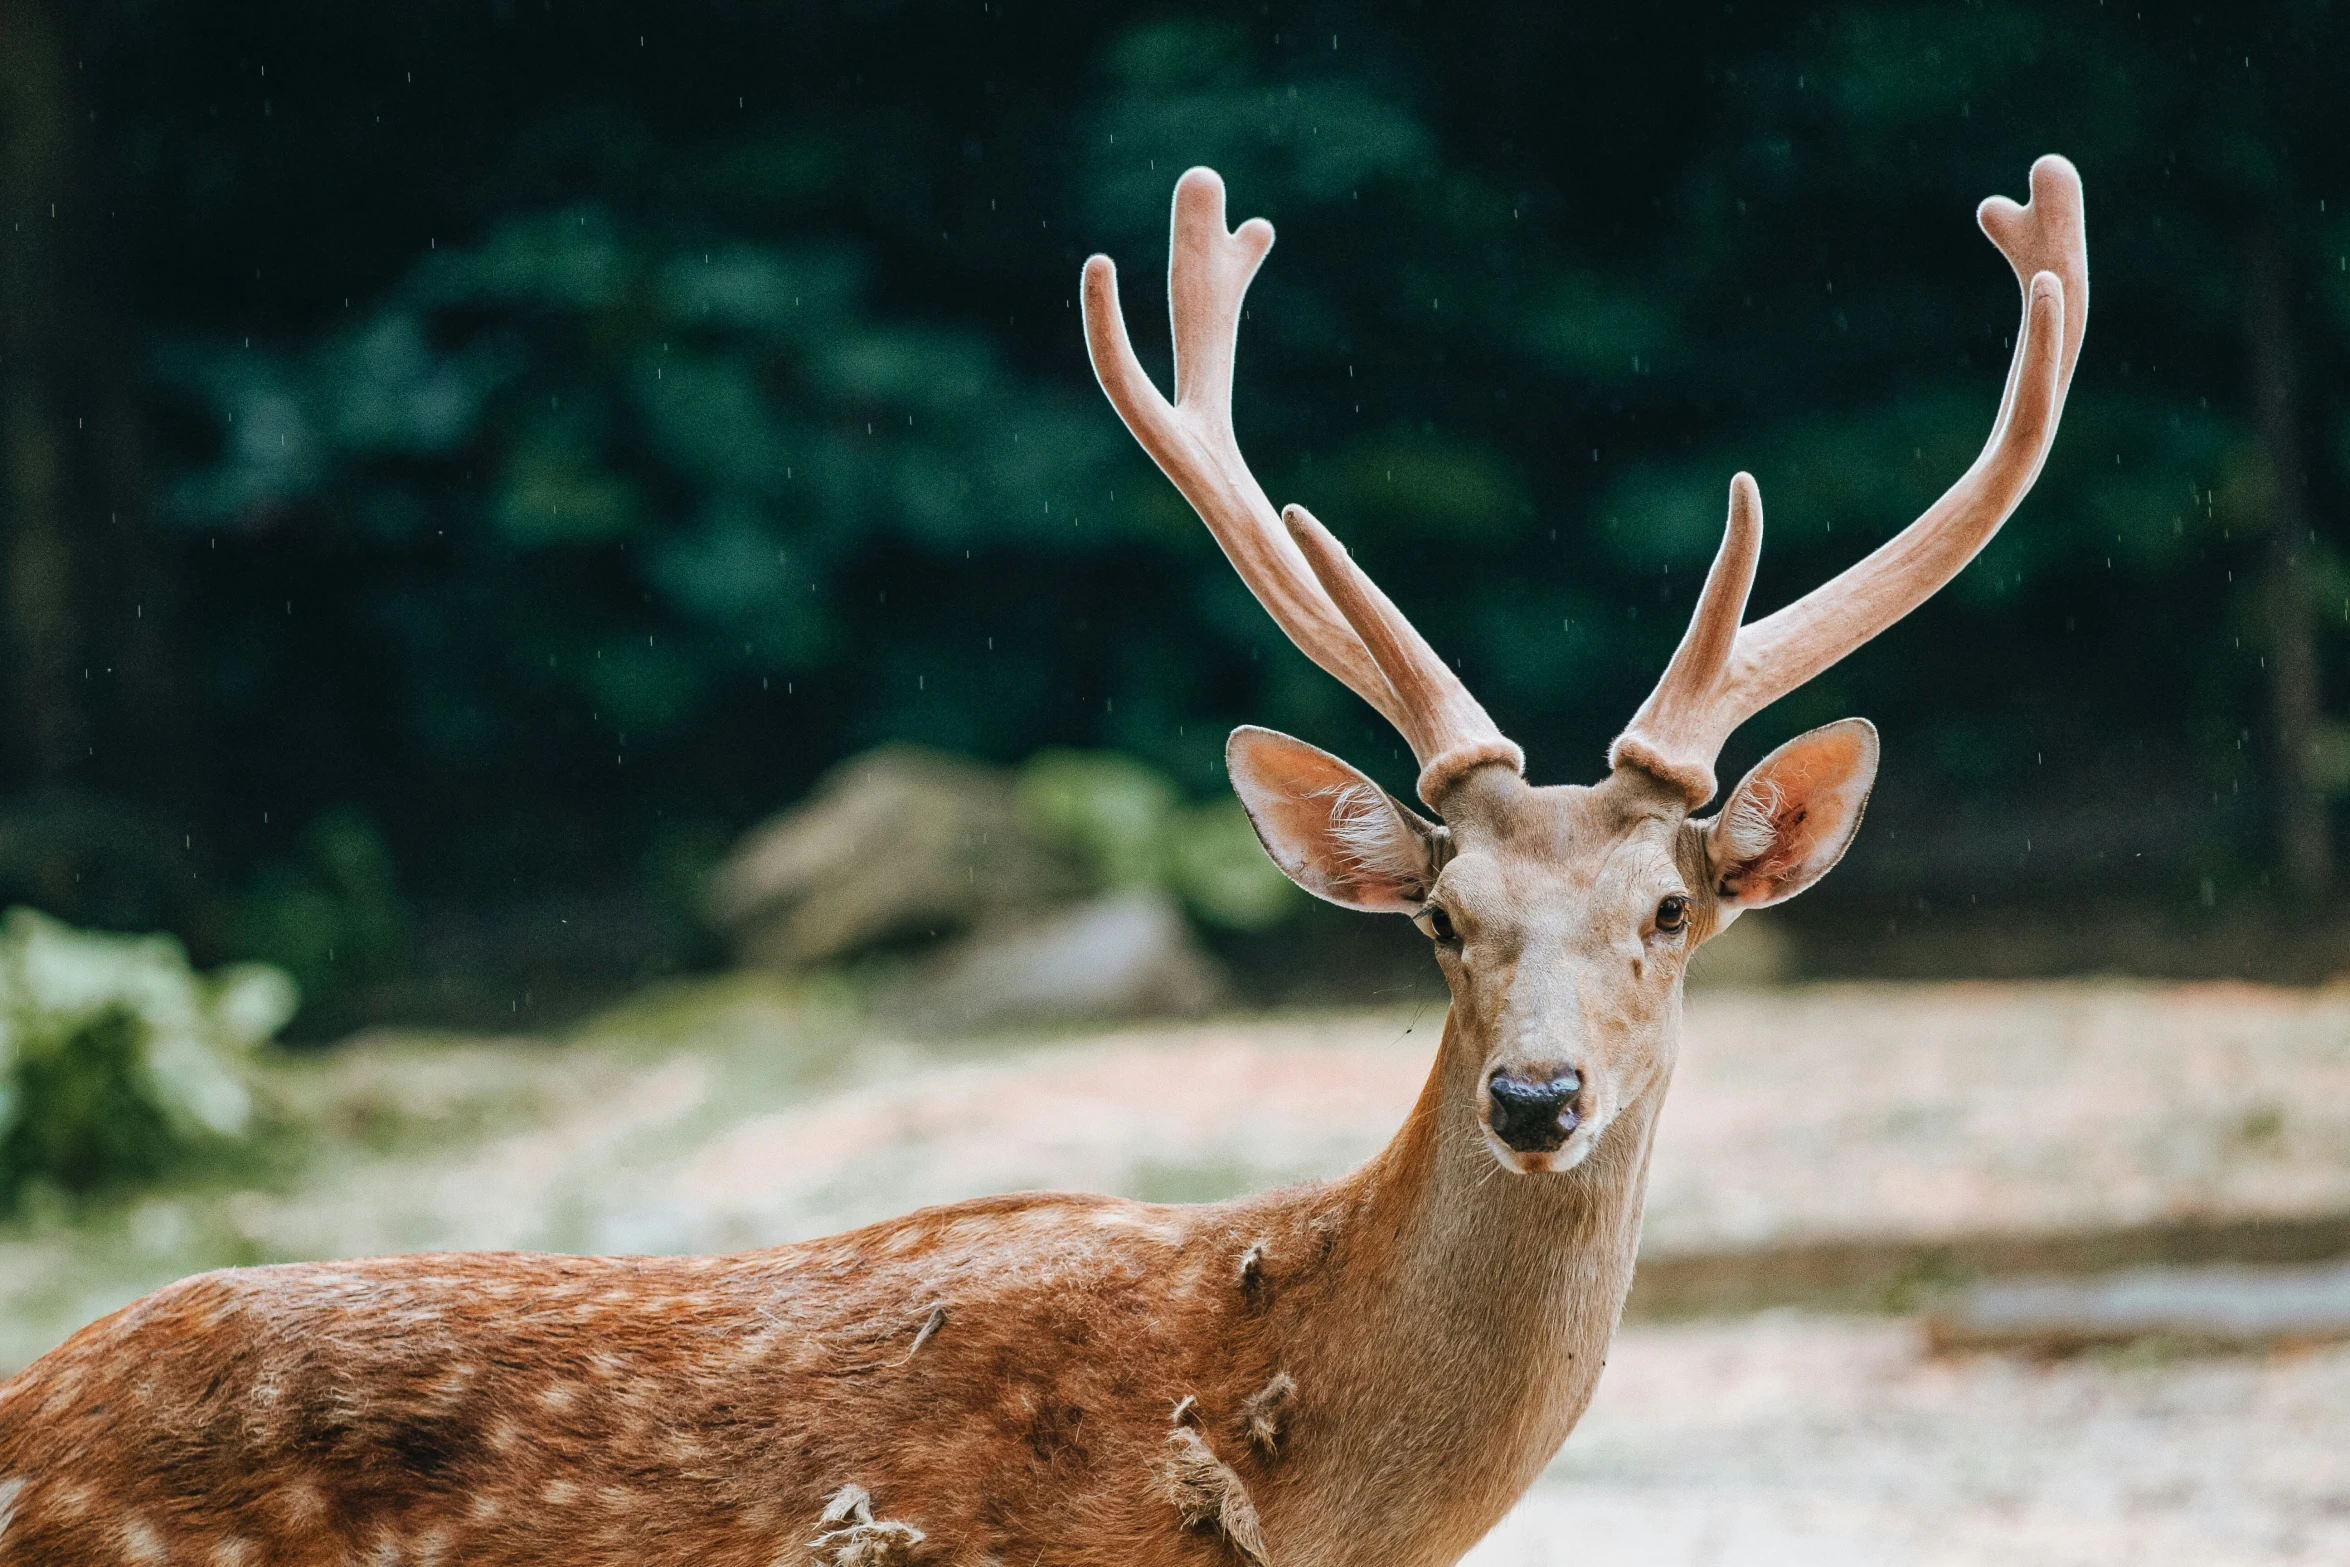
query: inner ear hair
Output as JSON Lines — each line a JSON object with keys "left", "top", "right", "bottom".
{"left": 1703, "top": 717, "right": 1879, "bottom": 908}
{"left": 1321, "top": 781, "right": 1446, "bottom": 903}
{"left": 1714, "top": 773, "right": 1785, "bottom": 873}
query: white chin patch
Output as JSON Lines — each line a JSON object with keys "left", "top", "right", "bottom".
{"left": 1483, "top": 1124, "right": 1601, "bottom": 1175}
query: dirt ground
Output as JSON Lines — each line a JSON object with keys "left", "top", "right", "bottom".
{"left": 1478, "top": 1317, "right": 2350, "bottom": 1566}
{"left": 4, "top": 977, "right": 2347, "bottom": 1561}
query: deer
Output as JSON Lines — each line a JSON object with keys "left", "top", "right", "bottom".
{"left": 0, "top": 157, "right": 2085, "bottom": 1567}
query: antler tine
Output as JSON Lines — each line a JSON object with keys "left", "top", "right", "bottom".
{"left": 1083, "top": 166, "right": 1522, "bottom": 806}
{"left": 1978, "top": 155, "right": 2091, "bottom": 454}
{"left": 1607, "top": 475, "right": 1764, "bottom": 801}
{"left": 1284, "top": 505, "right": 1524, "bottom": 804}
{"left": 1610, "top": 157, "right": 2087, "bottom": 805}
{"left": 1081, "top": 170, "right": 1402, "bottom": 733}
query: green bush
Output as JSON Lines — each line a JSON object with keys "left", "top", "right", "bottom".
{"left": 1015, "top": 750, "right": 1299, "bottom": 931}
{"left": 0, "top": 909, "right": 298, "bottom": 1208}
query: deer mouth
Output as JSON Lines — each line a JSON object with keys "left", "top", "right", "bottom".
{"left": 1481, "top": 1123, "right": 1601, "bottom": 1176}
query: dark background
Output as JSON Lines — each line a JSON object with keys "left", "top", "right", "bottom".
{"left": 3, "top": 0, "right": 2345, "bottom": 1030}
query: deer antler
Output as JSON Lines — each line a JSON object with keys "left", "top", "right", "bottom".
{"left": 1082, "top": 167, "right": 1523, "bottom": 806}
{"left": 1610, "top": 155, "right": 2089, "bottom": 804}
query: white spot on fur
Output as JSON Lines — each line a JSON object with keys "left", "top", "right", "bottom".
{"left": 35, "top": 1365, "right": 83, "bottom": 1412}
{"left": 0, "top": 1477, "right": 24, "bottom": 1541}
{"left": 538, "top": 1382, "right": 580, "bottom": 1411}
{"left": 210, "top": 1538, "right": 253, "bottom": 1567}
{"left": 118, "top": 1516, "right": 167, "bottom": 1563}
{"left": 543, "top": 1479, "right": 580, "bottom": 1506}
{"left": 426, "top": 1367, "right": 475, "bottom": 1409}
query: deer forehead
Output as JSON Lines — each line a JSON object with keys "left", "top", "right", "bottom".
{"left": 1443, "top": 785, "right": 1689, "bottom": 910}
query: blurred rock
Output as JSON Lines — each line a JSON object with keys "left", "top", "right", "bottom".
{"left": 710, "top": 745, "right": 1252, "bottom": 1024}
{"left": 885, "top": 889, "right": 1228, "bottom": 1034}
{"left": 708, "top": 746, "right": 1084, "bottom": 970}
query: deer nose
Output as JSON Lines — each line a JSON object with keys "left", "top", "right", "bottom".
{"left": 1485, "top": 1067, "right": 1582, "bottom": 1154}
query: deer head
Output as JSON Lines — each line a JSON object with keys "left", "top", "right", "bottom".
{"left": 1085, "top": 162, "right": 2086, "bottom": 1175}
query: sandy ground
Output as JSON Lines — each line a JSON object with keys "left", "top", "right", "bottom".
{"left": 5, "top": 977, "right": 2348, "bottom": 1561}
{"left": 1475, "top": 1317, "right": 2350, "bottom": 1567}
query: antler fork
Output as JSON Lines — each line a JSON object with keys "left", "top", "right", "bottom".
{"left": 1610, "top": 156, "right": 2090, "bottom": 803}
{"left": 1081, "top": 168, "right": 1524, "bottom": 805}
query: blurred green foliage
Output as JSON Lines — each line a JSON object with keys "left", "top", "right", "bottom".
{"left": 160, "top": 205, "right": 1124, "bottom": 761}
{"left": 230, "top": 809, "right": 413, "bottom": 1014}
{"left": 1016, "top": 750, "right": 1299, "bottom": 929}
{"left": 4, "top": 0, "right": 2348, "bottom": 991}
{"left": 0, "top": 909, "right": 297, "bottom": 1208}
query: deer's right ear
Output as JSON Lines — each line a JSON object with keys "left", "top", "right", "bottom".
{"left": 1227, "top": 726, "right": 1446, "bottom": 914}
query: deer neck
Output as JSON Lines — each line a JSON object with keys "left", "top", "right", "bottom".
{"left": 1278, "top": 1007, "right": 1667, "bottom": 1564}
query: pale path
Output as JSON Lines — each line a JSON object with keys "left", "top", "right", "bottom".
{"left": 1473, "top": 1316, "right": 2350, "bottom": 1567}
{"left": 623, "top": 980, "right": 2350, "bottom": 1259}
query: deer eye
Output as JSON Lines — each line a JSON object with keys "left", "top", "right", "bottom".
{"left": 1418, "top": 904, "right": 1459, "bottom": 946}
{"left": 1654, "top": 895, "right": 1690, "bottom": 933}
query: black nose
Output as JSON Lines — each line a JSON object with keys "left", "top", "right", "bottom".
{"left": 1486, "top": 1067, "right": 1582, "bottom": 1154}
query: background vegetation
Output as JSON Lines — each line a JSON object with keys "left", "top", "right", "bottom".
{"left": 2, "top": 0, "right": 2346, "bottom": 1027}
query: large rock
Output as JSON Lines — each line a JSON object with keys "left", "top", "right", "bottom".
{"left": 707, "top": 746, "right": 1084, "bottom": 970}
{"left": 885, "top": 889, "right": 1228, "bottom": 1034}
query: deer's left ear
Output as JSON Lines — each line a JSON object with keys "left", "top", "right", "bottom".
{"left": 1703, "top": 718, "right": 1879, "bottom": 911}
